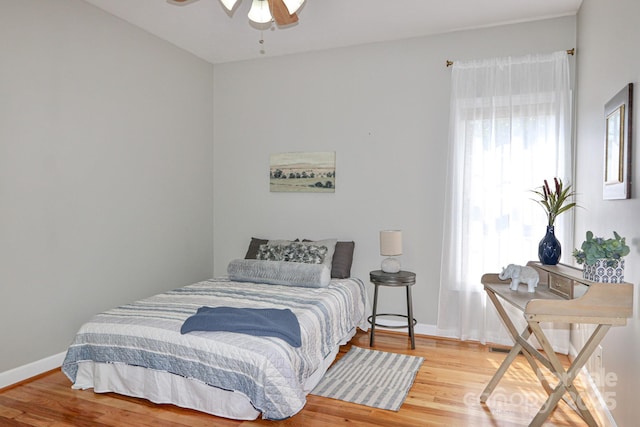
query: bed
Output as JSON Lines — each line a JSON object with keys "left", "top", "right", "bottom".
{"left": 62, "top": 238, "right": 367, "bottom": 420}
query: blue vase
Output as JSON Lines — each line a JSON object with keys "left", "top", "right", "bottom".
{"left": 538, "top": 226, "right": 561, "bottom": 265}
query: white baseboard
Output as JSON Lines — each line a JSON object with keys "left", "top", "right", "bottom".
{"left": 0, "top": 351, "right": 66, "bottom": 389}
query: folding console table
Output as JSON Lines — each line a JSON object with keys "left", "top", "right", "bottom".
{"left": 481, "top": 261, "right": 633, "bottom": 427}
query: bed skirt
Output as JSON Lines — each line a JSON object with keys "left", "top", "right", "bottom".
{"left": 70, "top": 329, "right": 354, "bottom": 420}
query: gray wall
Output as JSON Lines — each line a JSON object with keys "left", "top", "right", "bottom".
{"left": 574, "top": 0, "right": 640, "bottom": 424}
{"left": 13, "top": 1, "right": 637, "bottom": 422}
{"left": 0, "top": 0, "right": 214, "bottom": 373}
{"left": 212, "top": 17, "right": 577, "bottom": 326}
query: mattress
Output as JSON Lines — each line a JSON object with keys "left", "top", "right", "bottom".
{"left": 62, "top": 277, "right": 368, "bottom": 420}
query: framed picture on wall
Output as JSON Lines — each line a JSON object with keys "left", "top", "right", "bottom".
{"left": 270, "top": 151, "right": 336, "bottom": 193}
{"left": 603, "top": 83, "right": 633, "bottom": 200}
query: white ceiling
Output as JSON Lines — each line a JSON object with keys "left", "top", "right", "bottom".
{"left": 81, "top": 0, "right": 582, "bottom": 64}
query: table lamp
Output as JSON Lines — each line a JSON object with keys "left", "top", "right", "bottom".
{"left": 380, "top": 230, "right": 402, "bottom": 273}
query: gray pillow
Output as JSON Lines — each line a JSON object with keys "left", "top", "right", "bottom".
{"left": 244, "top": 237, "right": 299, "bottom": 259}
{"left": 227, "top": 259, "right": 331, "bottom": 288}
{"left": 245, "top": 237, "right": 353, "bottom": 278}
{"left": 331, "top": 241, "right": 355, "bottom": 278}
{"left": 257, "top": 241, "right": 328, "bottom": 264}
{"left": 262, "top": 239, "right": 337, "bottom": 272}
{"left": 244, "top": 237, "right": 268, "bottom": 259}
{"left": 303, "top": 239, "right": 355, "bottom": 279}
{"left": 294, "top": 239, "right": 337, "bottom": 271}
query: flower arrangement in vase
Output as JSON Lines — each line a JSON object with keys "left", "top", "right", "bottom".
{"left": 530, "top": 178, "right": 577, "bottom": 265}
{"left": 572, "top": 231, "right": 629, "bottom": 283}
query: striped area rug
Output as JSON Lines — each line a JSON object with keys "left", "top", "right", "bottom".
{"left": 310, "top": 346, "right": 423, "bottom": 411}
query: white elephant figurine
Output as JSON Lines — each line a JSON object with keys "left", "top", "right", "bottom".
{"left": 498, "top": 264, "right": 539, "bottom": 293}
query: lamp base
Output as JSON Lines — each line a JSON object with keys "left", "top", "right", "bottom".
{"left": 381, "top": 257, "right": 401, "bottom": 273}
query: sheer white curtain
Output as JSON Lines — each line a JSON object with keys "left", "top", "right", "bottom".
{"left": 437, "top": 51, "right": 572, "bottom": 348}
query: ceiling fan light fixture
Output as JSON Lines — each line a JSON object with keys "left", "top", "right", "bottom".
{"left": 282, "top": 0, "right": 304, "bottom": 14}
{"left": 219, "top": 0, "right": 239, "bottom": 11}
{"left": 247, "top": 0, "right": 272, "bottom": 24}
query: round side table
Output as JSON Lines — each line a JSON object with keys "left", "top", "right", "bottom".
{"left": 368, "top": 270, "right": 416, "bottom": 349}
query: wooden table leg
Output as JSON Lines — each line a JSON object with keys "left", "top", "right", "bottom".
{"left": 528, "top": 320, "right": 609, "bottom": 427}
{"left": 481, "top": 336, "right": 524, "bottom": 402}
{"left": 481, "top": 289, "right": 554, "bottom": 402}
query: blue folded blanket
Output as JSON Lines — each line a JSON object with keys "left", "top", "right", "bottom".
{"left": 180, "top": 306, "right": 302, "bottom": 347}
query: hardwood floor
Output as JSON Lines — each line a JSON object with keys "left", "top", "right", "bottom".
{"left": 0, "top": 330, "right": 594, "bottom": 426}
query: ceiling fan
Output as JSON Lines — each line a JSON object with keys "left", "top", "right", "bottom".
{"left": 170, "top": 0, "right": 305, "bottom": 26}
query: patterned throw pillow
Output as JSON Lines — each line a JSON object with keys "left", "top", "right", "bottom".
{"left": 257, "top": 242, "right": 327, "bottom": 264}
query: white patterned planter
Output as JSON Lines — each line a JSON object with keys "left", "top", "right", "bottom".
{"left": 582, "top": 259, "right": 625, "bottom": 283}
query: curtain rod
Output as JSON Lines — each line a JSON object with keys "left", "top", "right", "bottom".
{"left": 445, "top": 48, "right": 575, "bottom": 67}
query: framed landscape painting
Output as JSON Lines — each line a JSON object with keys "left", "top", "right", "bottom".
{"left": 270, "top": 151, "right": 336, "bottom": 193}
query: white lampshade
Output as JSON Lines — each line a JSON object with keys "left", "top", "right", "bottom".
{"left": 248, "top": 0, "right": 272, "bottom": 23}
{"left": 380, "top": 230, "right": 402, "bottom": 273}
{"left": 380, "top": 230, "right": 402, "bottom": 256}
{"left": 219, "top": 0, "right": 239, "bottom": 11}
{"left": 282, "top": 0, "right": 305, "bottom": 14}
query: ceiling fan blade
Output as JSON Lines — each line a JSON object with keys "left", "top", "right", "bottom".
{"left": 167, "top": 0, "right": 199, "bottom": 5}
{"left": 268, "top": 0, "right": 298, "bottom": 25}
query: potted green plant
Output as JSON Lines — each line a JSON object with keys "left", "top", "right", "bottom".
{"left": 530, "top": 178, "right": 577, "bottom": 265}
{"left": 572, "top": 231, "right": 629, "bottom": 283}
